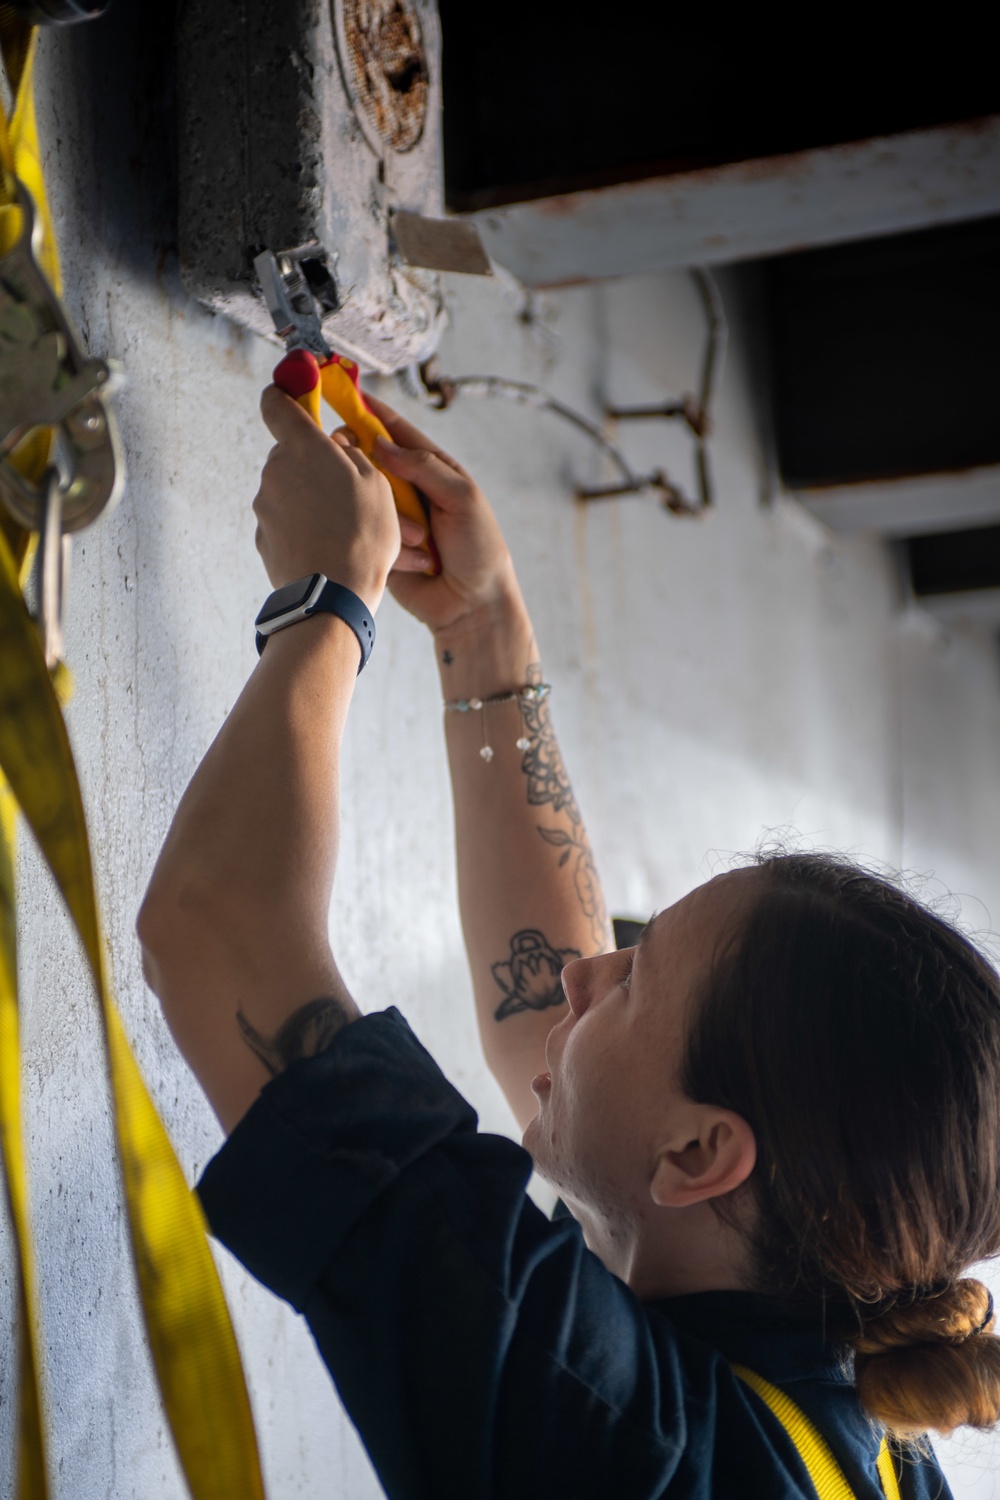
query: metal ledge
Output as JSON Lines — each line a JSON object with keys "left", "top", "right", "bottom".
{"left": 469, "top": 117, "right": 1000, "bottom": 286}
{"left": 913, "top": 586, "right": 1000, "bottom": 628}
{"left": 796, "top": 466, "right": 1000, "bottom": 538}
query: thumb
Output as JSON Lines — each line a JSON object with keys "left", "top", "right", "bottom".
{"left": 373, "top": 435, "right": 472, "bottom": 513}
{"left": 260, "top": 383, "right": 325, "bottom": 444}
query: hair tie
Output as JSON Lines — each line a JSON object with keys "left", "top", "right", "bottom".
{"left": 973, "top": 1290, "right": 995, "bottom": 1337}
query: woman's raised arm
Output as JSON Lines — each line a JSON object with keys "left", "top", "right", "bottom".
{"left": 375, "top": 397, "right": 612, "bottom": 1129}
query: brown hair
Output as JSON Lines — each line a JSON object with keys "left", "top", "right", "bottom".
{"left": 681, "top": 852, "right": 1000, "bottom": 1436}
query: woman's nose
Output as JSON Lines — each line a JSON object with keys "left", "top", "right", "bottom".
{"left": 562, "top": 957, "right": 591, "bottom": 1017}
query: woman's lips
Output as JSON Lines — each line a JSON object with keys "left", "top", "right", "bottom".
{"left": 531, "top": 1072, "right": 552, "bottom": 1095}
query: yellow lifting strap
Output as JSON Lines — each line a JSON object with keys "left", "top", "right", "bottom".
{"left": 1, "top": 22, "right": 266, "bottom": 1500}
{"left": 733, "top": 1364, "right": 902, "bottom": 1500}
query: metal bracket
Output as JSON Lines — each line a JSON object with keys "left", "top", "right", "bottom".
{"left": 0, "top": 182, "right": 124, "bottom": 533}
{"left": 576, "top": 269, "right": 728, "bottom": 513}
{"left": 401, "top": 269, "right": 727, "bottom": 518}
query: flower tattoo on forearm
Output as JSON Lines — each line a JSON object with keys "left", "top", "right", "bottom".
{"left": 492, "top": 929, "right": 581, "bottom": 1021}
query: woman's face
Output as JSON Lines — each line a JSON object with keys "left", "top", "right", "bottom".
{"left": 522, "top": 870, "right": 755, "bottom": 1221}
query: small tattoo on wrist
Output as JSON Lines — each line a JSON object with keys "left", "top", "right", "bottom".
{"left": 442, "top": 649, "right": 454, "bottom": 665}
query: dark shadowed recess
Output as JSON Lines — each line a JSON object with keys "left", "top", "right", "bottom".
{"left": 45, "top": 0, "right": 179, "bottom": 281}
{"left": 763, "top": 215, "right": 1000, "bottom": 489}
{"left": 908, "top": 525, "right": 1000, "bottom": 599}
{"left": 437, "top": 6, "right": 1000, "bottom": 212}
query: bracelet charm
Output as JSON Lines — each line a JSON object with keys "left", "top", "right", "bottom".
{"left": 443, "top": 683, "right": 551, "bottom": 762}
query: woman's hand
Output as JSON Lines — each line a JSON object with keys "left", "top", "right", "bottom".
{"left": 360, "top": 393, "right": 524, "bottom": 636}
{"left": 253, "top": 385, "right": 406, "bottom": 612}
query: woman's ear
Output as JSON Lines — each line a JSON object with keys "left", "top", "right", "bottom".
{"left": 650, "top": 1108, "right": 756, "bottom": 1209}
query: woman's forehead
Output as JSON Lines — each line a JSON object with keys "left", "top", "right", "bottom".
{"left": 659, "top": 868, "right": 757, "bottom": 926}
{"left": 646, "top": 869, "right": 759, "bottom": 971}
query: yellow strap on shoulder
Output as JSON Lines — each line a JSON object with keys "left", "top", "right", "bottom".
{"left": 733, "top": 1364, "right": 901, "bottom": 1500}
{"left": 875, "top": 1440, "right": 902, "bottom": 1500}
{"left": 1, "top": 26, "right": 266, "bottom": 1500}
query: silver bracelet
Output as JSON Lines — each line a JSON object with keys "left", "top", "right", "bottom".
{"left": 443, "top": 682, "right": 551, "bottom": 762}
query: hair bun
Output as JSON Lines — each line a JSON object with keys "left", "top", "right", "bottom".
{"left": 855, "top": 1279, "right": 995, "bottom": 1355}
{"left": 853, "top": 1280, "right": 1000, "bottom": 1434}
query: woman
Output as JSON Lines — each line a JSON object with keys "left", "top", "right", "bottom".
{"left": 138, "top": 383, "right": 1000, "bottom": 1498}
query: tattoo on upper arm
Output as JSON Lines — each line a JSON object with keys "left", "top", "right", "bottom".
{"left": 491, "top": 929, "right": 581, "bottom": 1021}
{"left": 520, "top": 662, "right": 610, "bottom": 951}
{"left": 236, "top": 998, "right": 351, "bottom": 1077}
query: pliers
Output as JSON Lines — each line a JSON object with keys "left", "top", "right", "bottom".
{"left": 254, "top": 249, "right": 440, "bottom": 574}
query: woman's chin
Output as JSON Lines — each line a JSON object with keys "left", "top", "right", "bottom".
{"left": 521, "top": 1109, "right": 545, "bottom": 1159}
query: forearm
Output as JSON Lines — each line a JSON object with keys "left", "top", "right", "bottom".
{"left": 138, "top": 615, "right": 362, "bottom": 1129}
{"left": 436, "top": 588, "right": 611, "bottom": 1128}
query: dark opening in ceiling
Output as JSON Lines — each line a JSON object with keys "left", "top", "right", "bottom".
{"left": 763, "top": 214, "right": 1000, "bottom": 489}
{"left": 437, "top": 6, "right": 1000, "bottom": 211}
{"left": 908, "top": 524, "right": 1000, "bottom": 598}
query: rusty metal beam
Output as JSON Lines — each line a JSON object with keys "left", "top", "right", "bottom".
{"left": 468, "top": 117, "right": 1000, "bottom": 286}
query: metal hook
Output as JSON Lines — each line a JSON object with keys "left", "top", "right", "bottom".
{"left": 32, "top": 466, "right": 69, "bottom": 669}
{"left": 0, "top": 180, "right": 124, "bottom": 534}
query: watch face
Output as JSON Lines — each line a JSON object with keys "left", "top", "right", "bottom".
{"left": 256, "top": 574, "right": 322, "bottom": 627}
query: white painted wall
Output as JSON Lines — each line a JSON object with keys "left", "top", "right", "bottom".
{"left": 2, "top": 16, "right": 999, "bottom": 1499}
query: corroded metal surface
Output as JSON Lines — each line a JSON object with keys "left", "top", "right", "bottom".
{"left": 339, "top": 0, "right": 428, "bottom": 153}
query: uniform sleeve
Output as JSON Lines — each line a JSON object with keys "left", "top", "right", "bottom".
{"left": 197, "top": 1008, "right": 811, "bottom": 1500}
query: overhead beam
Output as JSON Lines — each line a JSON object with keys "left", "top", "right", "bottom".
{"left": 469, "top": 117, "right": 1000, "bottom": 287}
{"left": 796, "top": 466, "right": 1000, "bottom": 538}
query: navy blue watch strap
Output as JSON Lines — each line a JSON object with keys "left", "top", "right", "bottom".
{"left": 255, "top": 578, "right": 375, "bottom": 672}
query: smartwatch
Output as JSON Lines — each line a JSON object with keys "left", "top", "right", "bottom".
{"left": 254, "top": 574, "right": 375, "bottom": 672}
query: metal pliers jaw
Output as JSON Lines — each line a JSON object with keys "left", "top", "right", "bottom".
{"left": 253, "top": 247, "right": 333, "bottom": 361}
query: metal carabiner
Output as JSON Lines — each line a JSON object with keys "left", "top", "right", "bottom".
{"left": 0, "top": 180, "right": 124, "bottom": 534}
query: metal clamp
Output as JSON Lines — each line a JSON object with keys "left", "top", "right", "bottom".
{"left": 0, "top": 181, "right": 124, "bottom": 534}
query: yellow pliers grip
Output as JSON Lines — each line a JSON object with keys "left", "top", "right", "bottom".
{"left": 272, "top": 349, "right": 440, "bottom": 574}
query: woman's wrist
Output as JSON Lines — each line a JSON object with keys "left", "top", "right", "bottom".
{"left": 433, "top": 584, "right": 538, "bottom": 700}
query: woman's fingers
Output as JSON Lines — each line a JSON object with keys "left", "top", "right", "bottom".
{"left": 324, "top": 427, "right": 377, "bottom": 478}
{"left": 260, "top": 383, "right": 322, "bottom": 444}
{"left": 372, "top": 438, "right": 475, "bottom": 513}
{"left": 364, "top": 392, "right": 466, "bottom": 470}
{"left": 399, "top": 516, "right": 427, "bottom": 547}
{"left": 393, "top": 545, "right": 437, "bottom": 573}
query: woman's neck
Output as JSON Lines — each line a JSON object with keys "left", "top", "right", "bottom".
{"left": 570, "top": 1197, "right": 753, "bottom": 1302}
